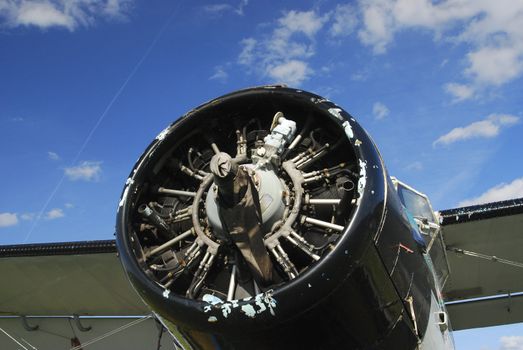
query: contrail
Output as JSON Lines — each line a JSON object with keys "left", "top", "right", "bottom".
{"left": 23, "top": 3, "right": 181, "bottom": 243}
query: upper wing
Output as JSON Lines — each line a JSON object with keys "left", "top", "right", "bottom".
{"left": 439, "top": 198, "right": 523, "bottom": 330}
{"left": 0, "top": 240, "right": 148, "bottom": 316}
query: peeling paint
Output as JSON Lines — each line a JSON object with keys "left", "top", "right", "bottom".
{"left": 261, "top": 291, "right": 277, "bottom": 316}
{"left": 208, "top": 316, "right": 217, "bottom": 323}
{"left": 163, "top": 289, "right": 170, "bottom": 299}
{"left": 156, "top": 126, "right": 170, "bottom": 141}
{"left": 355, "top": 139, "right": 362, "bottom": 146}
{"left": 221, "top": 303, "right": 232, "bottom": 318}
{"left": 311, "top": 97, "right": 331, "bottom": 104}
{"left": 342, "top": 120, "right": 354, "bottom": 139}
{"left": 328, "top": 108, "right": 344, "bottom": 121}
{"left": 241, "top": 304, "right": 256, "bottom": 318}
{"left": 357, "top": 159, "right": 367, "bottom": 205}
{"left": 203, "top": 294, "right": 223, "bottom": 305}
{"left": 202, "top": 291, "right": 277, "bottom": 319}
{"left": 118, "top": 178, "right": 134, "bottom": 208}
{"left": 254, "top": 295, "right": 267, "bottom": 314}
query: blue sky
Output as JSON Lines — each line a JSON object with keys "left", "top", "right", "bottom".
{"left": 0, "top": 0, "right": 522, "bottom": 348}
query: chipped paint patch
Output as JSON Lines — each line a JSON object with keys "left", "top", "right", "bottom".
{"left": 357, "top": 159, "right": 367, "bottom": 205}
{"left": 354, "top": 139, "right": 362, "bottom": 146}
{"left": 221, "top": 303, "right": 232, "bottom": 318}
{"left": 241, "top": 304, "right": 256, "bottom": 318}
{"left": 254, "top": 294, "right": 267, "bottom": 314}
{"left": 202, "top": 290, "right": 277, "bottom": 319}
{"left": 203, "top": 294, "right": 223, "bottom": 305}
{"left": 342, "top": 120, "right": 354, "bottom": 139}
{"left": 328, "top": 108, "right": 344, "bottom": 121}
{"left": 163, "top": 289, "right": 170, "bottom": 299}
{"left": 208, "top": 316, "right": 217, "bottom": 323}
{"left": 156, "top": 126, "right": 170, "bottom": 141}
{"left": 118, "top": 178, "right": 134, "bottom": 208}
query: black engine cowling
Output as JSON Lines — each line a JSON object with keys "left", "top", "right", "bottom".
{"left": 116, "top": 86, "right": 431, "bottom": 349}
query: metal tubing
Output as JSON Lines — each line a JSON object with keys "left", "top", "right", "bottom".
{"left": 302, "top": 170, "right": 320, "bottom": 178}
{"left": 290, "top": 150, "right": 310, "bottom": 163}
{"left": 303, "top": 175, "right": 325, "bottom": 184}
{"left": 284, "top": 234, "right": 320, "bottom": 261}
{"left": 138, "top": 204, "right": 173, "bottom": 239}
{"left": 308, "top": 198, "right": 341, "bottom": 205}
{"left": 180, "top": 165, "right": 203, "bottom": 181}
{"left": 287, "top": 134, "right": 302, "bottom": 150}
{"left": 158, "top": 187, "right": 196, "bottom": 197}
{"left": 227, "top": 265, "right": 237, "bottom": 301}
{"left": 302, "top": 216, "right": 345, "bottom": 232}
{"left": 145, "top": 229, "right": 193, "bottom": 258}
{"left": 175, "top": 207, "right": 191, "bottom": 216}
{"left": 211, "top": 143, "right": 220, "bottom": 155}
{"left": 297, "top": 146, "right": 329, "bottom": 170}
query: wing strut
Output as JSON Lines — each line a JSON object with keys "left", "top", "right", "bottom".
{"left": 449, "top": 248, "right": 523, "bottom": 269}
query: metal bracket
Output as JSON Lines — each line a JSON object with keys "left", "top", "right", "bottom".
{"left": 21, "top": 316, "right": 39, "bottom": 331}
{"left": 73, "top": 314, "right": 92, "bottom": 332}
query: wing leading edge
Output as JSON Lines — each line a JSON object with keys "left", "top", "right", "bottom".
{"left": 0, "top": 240, "right": 148, "bottom": 316}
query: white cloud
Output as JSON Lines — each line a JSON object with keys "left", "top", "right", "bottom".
{"left": 237, "top": 9, "right": 328, "bottom": 86}
{"left": 45, "top": 208, "right": 64, "bottom": 220}
{"left": 500, "top": 336, "right": 523, "bottom": 350}
{"left": 466, "top": 46, "right": 523, "bottom": 86}
{"left": 356, "top": 0, "right": 523, "bottom": 99}
{"left": 358, "top": 0, "right": 395, "bottom": 54}
{"left": 203, "top": 4, "right": 230, "bottom": 15}
{"left": 0, "top": 0, "right": 133, "bottom": 30}
{"left": 64, "top": 160, "right": 102, "bottom": 181}
{"left": 203, "top": 0, "right": 248, "bottom": 16}
{"left": 209, "top": 66, "right": 228, "bottom": 82}
{"left": 267, "top": 60, "right": 312, "bottom": 86}
{"left": 372, "top": 101, "right": 389, "bottom": 120}
{"left": 330, "top": 4, "right": 358, "bottom": 37}
{"left": 48, "top": 151, "right": 59, "bottom": 160}
{"left": 433, "top": 114, "right": 519, "bottom": 146}
{"left": 64, "top": 202, "right": 74, "bottom": 208}
{"left": 238, "top": 38, "right": 256, "bottom": 66}
{"left": 20, "top": 213, "right": 34, "bottom": 221}
{"left": 0, "top": 212, "right": 18, "bottom": 227}
{"left": 444, "top": 82, "right": 475, "bottom": 102}
{"left": 278, "top": 10, "right": 326, "bottom": 38}
{"left": 405, "top": 161, "right": 423, "bottom": 171}
{"left": 459, "top": 178, "right": 523, "bottom": 206}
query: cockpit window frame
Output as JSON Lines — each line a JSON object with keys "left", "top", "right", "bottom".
{"left": 390, "top": 177, "right": 451, "bottom": 288}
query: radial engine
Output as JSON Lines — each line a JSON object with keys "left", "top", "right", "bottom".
{"left": 116, "top": 86, "right": 431, "bottom": 349}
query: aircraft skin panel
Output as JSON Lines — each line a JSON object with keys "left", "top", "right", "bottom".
{"left": 0, "top": 317, "right": 176, "bottom": 350}
{"left": 440, "top": 198, "right": 523, "bottom": 302}
{"left": 0, "top": 241, "right": 148, "bottom": 316}
{"left": 419, "top": 292, "right": 455, "bottom": 350}
{"left": 439, "top": 198, "right": 523, "bottom": 330}
{"left": 446, "top": 293, "right": 523, "bottom": 331}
